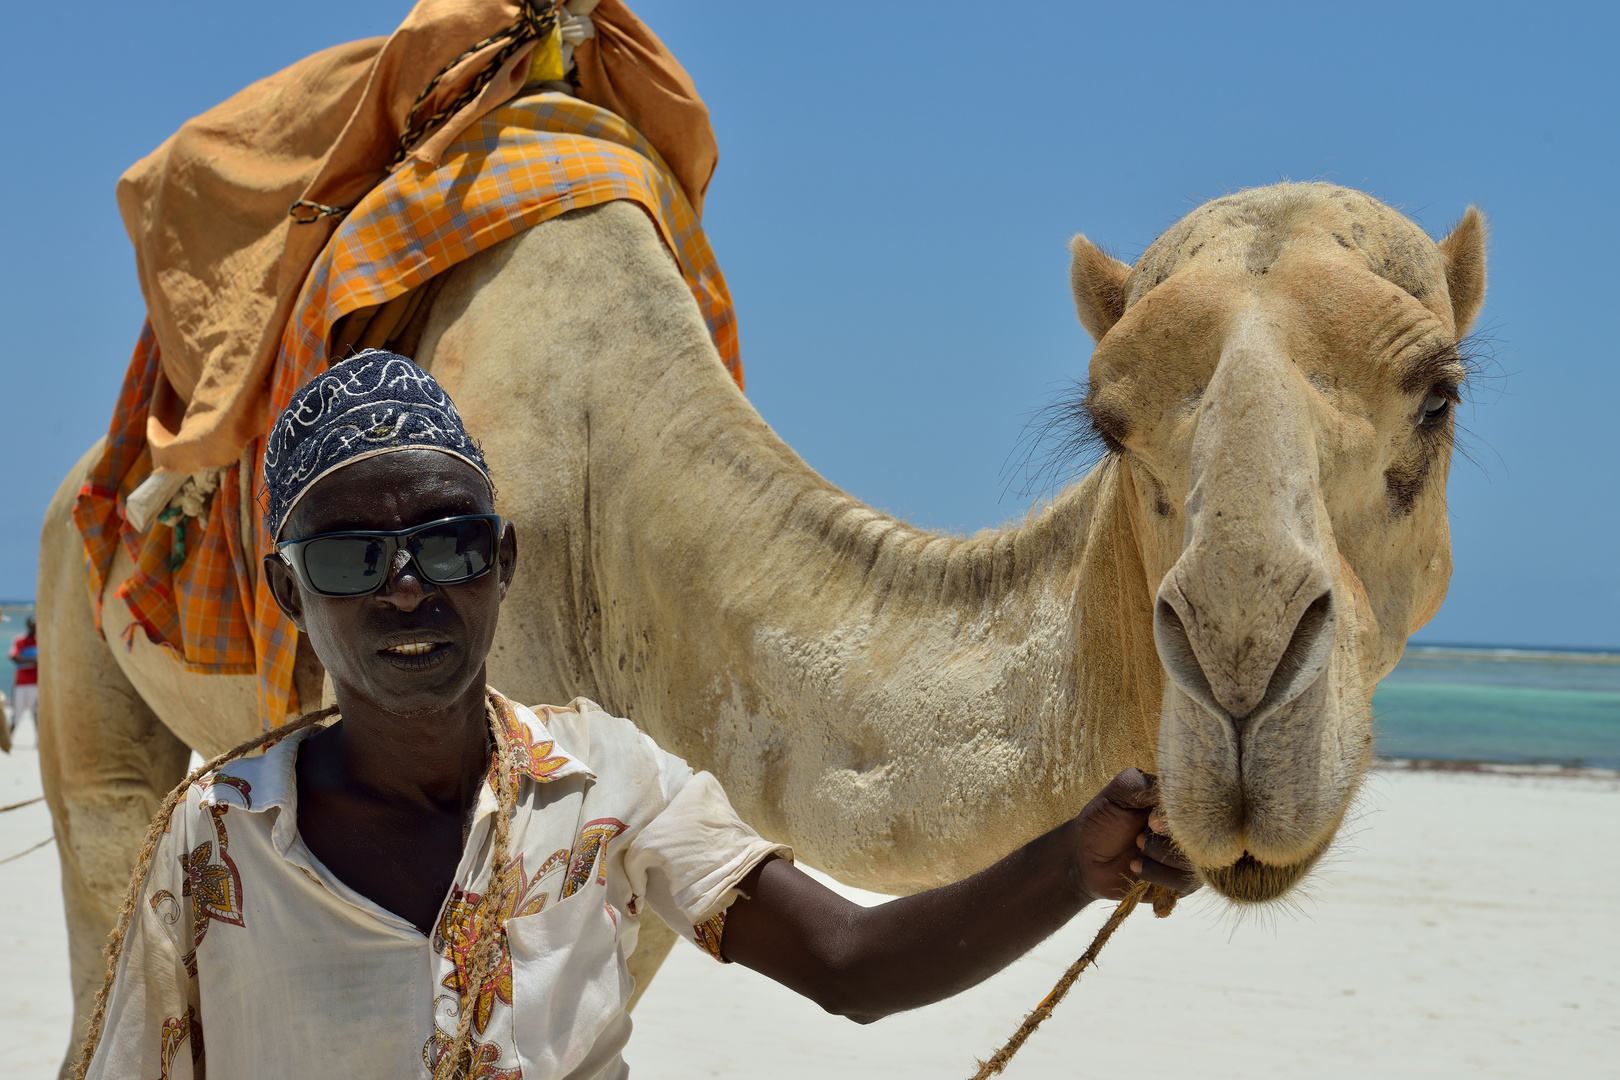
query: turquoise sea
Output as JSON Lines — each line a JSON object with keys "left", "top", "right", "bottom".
{"left": 1373, "top": 646, "right": 1620, "bottom": 769}
{"left": 1, "top": 603, "right": 34, "bottom": 700}
{"left": 0, "top": 605, "right": 31, "bottom": 633}
{"left": 4, "top": 600, "right": 1617, "bottom": 767}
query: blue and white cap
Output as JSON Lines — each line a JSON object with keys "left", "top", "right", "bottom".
{"left": 262, "top": 350, "right": 492, "bottom": 538}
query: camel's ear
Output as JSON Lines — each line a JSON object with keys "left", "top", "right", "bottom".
{"left": 1437, "top": 207, "right": 1487, "bottom": 338}
{"left": 1069, "top": 235, "right": 1131, "bottom": 342}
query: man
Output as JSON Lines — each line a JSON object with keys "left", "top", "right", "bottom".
{"left": 9, "top": 614, "right": 37, "bottom": 741}
{"left": 85, "top": 352, "right": 1195, "bottom": 1080}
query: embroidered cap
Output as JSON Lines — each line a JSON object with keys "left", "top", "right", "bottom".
{"left": 263, "top": 350, "right": 492, "bottom": 538}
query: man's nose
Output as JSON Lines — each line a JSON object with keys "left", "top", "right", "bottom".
{"left": 376, "top": 546, "right": 434, "bottom": 611}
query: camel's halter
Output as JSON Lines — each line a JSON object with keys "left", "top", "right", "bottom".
{"left": 966, "top": 882, "right": 1178, "bottom": 1080}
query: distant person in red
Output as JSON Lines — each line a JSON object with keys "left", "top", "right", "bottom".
{"left": 9, "top": 615, "right": 37, "bottom": 740}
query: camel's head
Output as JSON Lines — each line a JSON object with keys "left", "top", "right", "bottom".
{"left": 1071, "top": 183, "right": 1486, "bottom": 903}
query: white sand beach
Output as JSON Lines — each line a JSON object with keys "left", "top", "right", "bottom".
{"left": 2, "top": 741, "right": 1615, "bottom": 1078}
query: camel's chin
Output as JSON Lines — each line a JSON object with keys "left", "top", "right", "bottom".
{"left": 1198, "top": 845, "right": 1327, "bottom": 903}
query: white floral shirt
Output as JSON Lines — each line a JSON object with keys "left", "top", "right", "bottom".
{"left": 87, "top": 691, "right": 790, "bottom": 1080}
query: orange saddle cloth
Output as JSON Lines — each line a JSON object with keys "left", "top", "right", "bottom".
{"left": 76, "top": 3, "right": 741, "bottom": 726}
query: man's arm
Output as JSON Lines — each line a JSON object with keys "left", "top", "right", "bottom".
{"left": 718, "top": 768, "right": 1195, "bottom": 1024}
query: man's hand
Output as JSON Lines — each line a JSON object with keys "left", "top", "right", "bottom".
{"left": 1070, "top": 767, "right": 1201, "bottom": 902}
{"left": 722, "top": 766, "right": 1202, "bottom": 1023}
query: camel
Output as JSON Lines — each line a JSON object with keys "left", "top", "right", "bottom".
{"left": 37, "top": 181, "right": 1485, "bottom": 1070}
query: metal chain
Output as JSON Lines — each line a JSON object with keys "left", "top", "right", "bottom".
{"left": 392, "top": 0, "right": 560, "bottom": 166}
{"left": 288, "top": 199, "right": 353, "bottom": 224}
{"left": 287, "top": 0, "right": 560, "bottom": 224}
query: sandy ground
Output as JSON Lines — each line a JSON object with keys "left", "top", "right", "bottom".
{"left": 2, "top": 739, "right": 1616, "bottom": 1079}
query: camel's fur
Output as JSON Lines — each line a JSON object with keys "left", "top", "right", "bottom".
{"left": 37, "top": 184, "right": 1483, "bottom": 1071}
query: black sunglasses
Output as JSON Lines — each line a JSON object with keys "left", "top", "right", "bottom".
{"left": 276, "top": 514, "right": 505, "bottom": 598}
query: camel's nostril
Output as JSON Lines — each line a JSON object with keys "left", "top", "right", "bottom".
{"left": 1154, "top": 596, "right": 1224, "bottom": 720}
{"left": 1155, "top": 584, "right": 1337, "bottom": 724}
{"left": 1252, "top": 589, "right": 1336, "bottom": 721}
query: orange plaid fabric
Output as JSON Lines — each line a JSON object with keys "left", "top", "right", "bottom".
{"left": 74, "top": 326, "right": 258, "bottom": 673}
{"left": 78, "top": 92, "right": 742, "bottom": 723}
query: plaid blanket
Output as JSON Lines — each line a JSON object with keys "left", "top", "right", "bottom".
{"left": 74, "top": 325, "right": 260, "bottom": 673}
{"left": 76, "top": 92, "right": 742, "bottom": 726}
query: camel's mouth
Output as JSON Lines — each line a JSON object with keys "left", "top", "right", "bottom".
{"left": 1198, "top": 842, "right": 1330, "bottom": 904}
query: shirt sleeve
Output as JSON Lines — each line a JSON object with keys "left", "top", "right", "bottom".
{"left": 85, "top": 805, "right": 204, "bottom": 1079}
{"left": 621, "top": 765, "right": 792, "bottom": 961}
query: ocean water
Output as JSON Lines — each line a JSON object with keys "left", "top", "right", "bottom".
{"left": 0, "top": 603, "right": 32, "bottom": 697}
{"left": 1373, "top": 647, "right": 1620, "bottom": 769}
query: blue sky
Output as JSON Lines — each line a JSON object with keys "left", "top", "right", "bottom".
{"left": 1, "top": 2, "right": 1615, "bottom": 649}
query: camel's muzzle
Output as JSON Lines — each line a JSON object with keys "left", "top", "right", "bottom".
{"left": 1146, "top": 309, "right": 1373, "bottom": 901}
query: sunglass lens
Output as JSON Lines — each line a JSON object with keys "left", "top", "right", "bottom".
{"left": 302, "top": 536, "right": 391, "bottom": 595}
{"left": 411, "top": 519, "right": 495, "bottom": 583}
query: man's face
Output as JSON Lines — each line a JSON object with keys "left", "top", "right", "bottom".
{"left": 265, "top": 449, "right": 517, "bottom": 718}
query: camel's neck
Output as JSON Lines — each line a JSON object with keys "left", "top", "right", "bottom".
{"left": 424, "top": 203, "right": 1164, "bottom": 891}
{"left": 584, "top": 318, "right": 1165, "bottom": 890}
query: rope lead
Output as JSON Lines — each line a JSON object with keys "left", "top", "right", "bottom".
{"left": 966, "top": 882, "right": 1178, "bottom": 1080}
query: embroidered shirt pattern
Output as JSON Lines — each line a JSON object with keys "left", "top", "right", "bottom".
{"left": 156, "top": 1007, "right": 203, "bottom": 1080}
{"left": 86, "top": 693, "right": 789, "bottom": 1080}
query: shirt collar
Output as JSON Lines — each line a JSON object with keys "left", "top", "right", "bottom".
{"left": 193, "top": 725, "right": 309, "bottom": 852}
{"left": 196, "top": 688, "right": 593, "bottom": 849}
{"left": 487, "top": 688, "right": 594, "bottom": 787}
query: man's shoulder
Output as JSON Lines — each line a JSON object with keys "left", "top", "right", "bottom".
{"left": 529, "top": 696, "right": 636, "bottom": 748}
{"left": 509, "top": 695, "right": 693, "bottom": 799}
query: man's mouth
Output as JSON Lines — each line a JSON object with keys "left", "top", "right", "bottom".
{"left": 377, "top": 639, "right": 453, "bottom": 668}
{"left": 384, "top": 642, "right": 440, "bottom": 657}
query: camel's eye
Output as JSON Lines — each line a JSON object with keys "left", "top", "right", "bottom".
{"left": 1420, "top": 392, "right": 1451, "bottom": 425}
